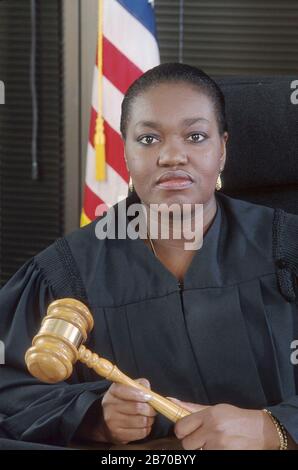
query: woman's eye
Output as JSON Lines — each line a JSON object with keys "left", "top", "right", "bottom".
{"left": 138, "top": 135, "right": 158, "bottom": 145}
{"left": 187, "top": 133, "right": 205, "bottom": 143}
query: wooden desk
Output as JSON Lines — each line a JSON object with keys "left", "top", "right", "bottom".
{"left": 73, "top": 437, "right": 183, "bottom": 450}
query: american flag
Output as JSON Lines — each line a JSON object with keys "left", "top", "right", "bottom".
{"left": 81, "top": 0, "right": 160, "bottom": 226}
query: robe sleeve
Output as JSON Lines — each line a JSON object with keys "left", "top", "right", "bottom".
{"left": 268, "top": 209, "right": 298, "bottom": 444}
{"left": 0, "top": 257, "right": 111, "bottom": 446}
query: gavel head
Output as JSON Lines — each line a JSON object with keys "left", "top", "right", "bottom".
{"left": 25, "top": 298, "right": 94, "bottom": 384}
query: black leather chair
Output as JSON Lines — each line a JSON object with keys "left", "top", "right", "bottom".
{"left": 217, "top": 76, "right": 298, "bottom": 215}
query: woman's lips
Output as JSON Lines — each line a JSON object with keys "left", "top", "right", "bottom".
{"left": 156, "top": 178, "right": 194, "bottom": 190}
{"left": 155, "top": 171, "right": 194, "bottom": 190}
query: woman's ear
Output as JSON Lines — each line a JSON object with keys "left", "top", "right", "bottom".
{"left": 220, "top": 132, "right": 228, "bottom": 170}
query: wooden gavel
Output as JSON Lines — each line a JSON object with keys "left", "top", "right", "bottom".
{"left": 25, "top": 298, "right": 191, "bottom": 423}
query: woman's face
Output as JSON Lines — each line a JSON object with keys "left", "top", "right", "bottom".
{"left": 124, "top": 82, "right": 228, "bottom": 208}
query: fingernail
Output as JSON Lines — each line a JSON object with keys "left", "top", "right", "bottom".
{"left": 138, "top": 392, "right": 152, "bottom": 401}
{"left": 137, "top": 378, "right": 150, "bottom": 388}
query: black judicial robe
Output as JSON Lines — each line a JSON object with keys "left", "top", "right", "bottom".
{"left": 1, "top": 191, "right": 298, "bottom": 449}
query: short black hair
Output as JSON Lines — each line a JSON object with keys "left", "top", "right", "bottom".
{"left": 120, "top": 62, "right": 227, "bottom": 139}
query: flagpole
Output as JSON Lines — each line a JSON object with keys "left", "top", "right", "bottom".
{"left": 95, "top": 0, "right": 106, "bottom": 181}
{"left": 81, "top": 0, "right": 160, "bottom": 226}
{"left": 178, "top": 0, "right": 184, "bottom": 63}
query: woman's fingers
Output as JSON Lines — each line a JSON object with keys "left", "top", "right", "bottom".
{"left": 112, "top": 414, "right": 155, "bottom": 429}
{"left": 179, "top": 429, "right": 206, "bottom": 451}
{"left": 107, "top": 382, "right": 152, "bottom": 403}
{"left": 101, "top": 379, "right": 157, "bottom": 444}
{"left": 112, "top": 400, "right": 157, "bottom": 417}
{"left": 174, "top": 408, "right": 205, "bottom": 440}
{"left": 135, "top": 378, "right": 151, "bottom": 389}
{"left": 105, "top": 379, "right": 157, "bottom": 415}
{"left": 167, "top": 396, "right": 208, "bottom": 413}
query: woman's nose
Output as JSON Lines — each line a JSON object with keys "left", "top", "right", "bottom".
{"left": 157, "top": 145, "right": 188, "bottom": 166}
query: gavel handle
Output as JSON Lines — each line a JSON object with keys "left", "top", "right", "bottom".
{"left": 78, "top": 345, "right": 191, "bottom": 423}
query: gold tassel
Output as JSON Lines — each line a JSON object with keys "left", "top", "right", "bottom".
{"left": 95, "top": 115, "right": 106, "bottom": 181}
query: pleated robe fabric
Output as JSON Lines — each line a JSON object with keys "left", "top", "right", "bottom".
{"left": 0, "top": 191, "right": 298, "bottom": 449}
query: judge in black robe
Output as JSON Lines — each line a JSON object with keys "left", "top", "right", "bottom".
{"left": 1, "top": 63, "right": 298, "bottom": 449}
{"left": 1, "top": 190, "right": 298, "bottom": 449}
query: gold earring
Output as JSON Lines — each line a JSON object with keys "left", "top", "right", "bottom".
{"left": 128, "top": 176, "right": 134, "bottom": 193}
{"left": 216, "top": 173, "right": 222, "bottom": 191}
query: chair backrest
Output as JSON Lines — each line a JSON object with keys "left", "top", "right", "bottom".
{"left": 216, "top": 76, "right": 298, "bottom": 214}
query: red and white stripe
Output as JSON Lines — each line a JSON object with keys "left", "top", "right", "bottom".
{"left": 82, "top": 0, "right": 160, "bottom": 223}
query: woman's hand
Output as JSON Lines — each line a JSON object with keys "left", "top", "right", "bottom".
{"left": 169, "top": 398, "right": 281, "bottom": 450}
{"left": 99, "top": 378, "right": 157, "bottom": 445}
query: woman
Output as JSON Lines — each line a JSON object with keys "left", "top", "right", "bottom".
{"left": 0, "top": 63, "right": 298, "bottom": 450}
